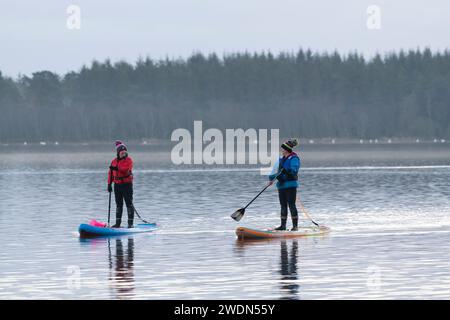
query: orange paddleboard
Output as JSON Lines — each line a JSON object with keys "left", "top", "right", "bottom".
{"left": 236, "top": 226, "right": 330, "bottom": 239}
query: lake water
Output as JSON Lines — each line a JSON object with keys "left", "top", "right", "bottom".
{"left": 1, "top": 143, "right": 450, "bottom": 299}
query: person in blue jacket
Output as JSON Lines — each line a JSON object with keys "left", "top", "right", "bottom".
{"left": 269, "top": 139, "right": 300, "bottom": 231}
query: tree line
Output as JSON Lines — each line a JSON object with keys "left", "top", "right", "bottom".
{"left": 1, "top": 48, "right": 449, "bottom": 142}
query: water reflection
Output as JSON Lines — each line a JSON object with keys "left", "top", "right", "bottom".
{"left": 234, "top": 238, "right": 301, "bottom": 300}
{"left": 4, "top": 146, "right": 450, "bottom": 299}
{"left": 107, "top": 238, "right": 135, "bottom": 299}
{"left": 279, "top": 240, "right": 299, "bottom": 300}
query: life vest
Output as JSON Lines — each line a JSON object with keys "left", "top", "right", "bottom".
{"left": 108, "top": 156, "right": 133, "bottom": 184}
{"left": 278, "top": 152, "right": 299, "bottom": 181}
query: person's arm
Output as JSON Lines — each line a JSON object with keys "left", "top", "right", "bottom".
{"left": 108, "top": 159, "right": 115, "bottom": 184}
{"left": 268, "top": 164, "right": 279, "bottom": 181}
{"left": 107, "top": 169, "right": 112, "bottom": 184}
{"left": 107, "top": 160, "right": 114, "bottom": 192}
{"left": 276, "top": 168, "right": 286, "bottom": 183}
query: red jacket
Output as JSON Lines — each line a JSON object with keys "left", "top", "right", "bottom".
{"left": 108, "top": 156, "right": 133, "bottom": 184}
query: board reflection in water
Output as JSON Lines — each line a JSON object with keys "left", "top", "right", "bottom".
{"left": 279, "top": 240, "right": 299, "bottom": 300}
{"left": 234, "top": 238, "right": 302, "bottom": 300}
{"left": 108, "top": 237, "right": 135, "bottom": 299}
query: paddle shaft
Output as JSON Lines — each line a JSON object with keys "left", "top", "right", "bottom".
{"left": 107, "top": 169, "right": 113, "bottom": 226}
{"left": 243, "top": 183, "right": 271, "bottom": 210}
{"left": 242, "top": 171, "right": 283, "bottom": 210}
{"left": 107, "top": 191, "right": 112, "bottom": 226}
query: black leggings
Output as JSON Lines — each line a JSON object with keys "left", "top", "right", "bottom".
{"left": 114, "top": 183, "right": 133, "bottom": 209}
{"left": 278, "top": 187, "right": 298, "bottom": 220}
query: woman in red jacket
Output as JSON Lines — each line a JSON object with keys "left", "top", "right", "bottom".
{"left": 108, "top": 140, "right": 134, "bottom": 228}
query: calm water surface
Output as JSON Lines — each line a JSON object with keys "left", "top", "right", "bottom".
{"left": 1, "top": 143, "right": 450, "bottom": 299}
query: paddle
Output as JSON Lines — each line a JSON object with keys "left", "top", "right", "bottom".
{"left": 231, "top": 171, "right": 282, "bottom": 222}
{"left": 107, "top": 169, "right": 113, "bottom": 227}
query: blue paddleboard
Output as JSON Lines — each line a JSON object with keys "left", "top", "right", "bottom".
{"left": 78, "top": 223, "right": 158, "bottom": 238}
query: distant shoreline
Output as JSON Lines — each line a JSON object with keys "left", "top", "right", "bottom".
{"left": 0, "top": 137, "right": 448, "bottom": 147}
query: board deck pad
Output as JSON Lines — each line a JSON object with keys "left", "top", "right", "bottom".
{"left": 236, "top": 226, "right": 330, "bottom": 239}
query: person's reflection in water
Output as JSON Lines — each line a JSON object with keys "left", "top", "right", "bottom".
{"left": 108, "top": 237, "right": 135, "bottom": 299}
{"left": 279, "top": 240, "right": 299, "bottom": 300}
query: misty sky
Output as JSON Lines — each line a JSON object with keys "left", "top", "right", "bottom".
{"left": 1, "top": 0, "right": 449, "bottom": 77}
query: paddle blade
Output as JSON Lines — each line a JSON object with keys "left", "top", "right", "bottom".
{"left": 231, "top": 208, "right": 245, "bottom": 221}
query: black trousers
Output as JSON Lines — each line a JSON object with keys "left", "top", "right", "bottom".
{"left": 278, "top": 187, "right": 298, "bottom": 221}
{"left": 114, "top": 183, "right": 133, "bottom": 209}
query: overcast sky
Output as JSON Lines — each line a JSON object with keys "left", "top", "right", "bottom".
{"left": 1, "top": 0, "right": 449, "bottom": 77}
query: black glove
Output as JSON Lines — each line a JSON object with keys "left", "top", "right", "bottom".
{"left": 107, "top": 184, "right": 112, "bottom": 193}
{"left": 109, "top": 166, "right": 118, "bottom": 171}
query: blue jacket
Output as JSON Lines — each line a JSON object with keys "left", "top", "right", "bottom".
{"left": 269, "top": 152, "right": 300, "bottom": 189}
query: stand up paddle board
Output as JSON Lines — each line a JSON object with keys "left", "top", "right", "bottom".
{"left": 236, "top": 226, "right": 330, "bottom": 239}
{"left": 79, "top": 223, "right": 158, "bottom": 238}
